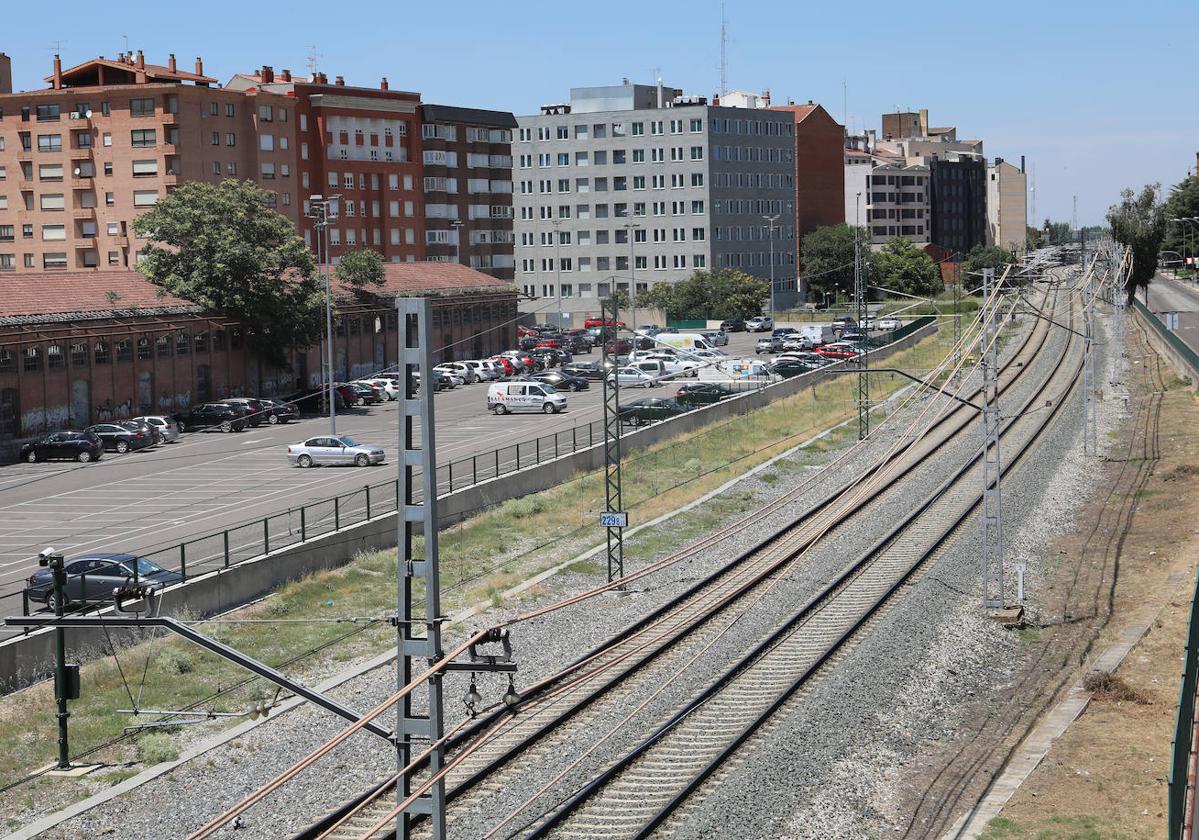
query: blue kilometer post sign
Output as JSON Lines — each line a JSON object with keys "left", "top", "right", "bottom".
{"left": 600, "top": 512, "right": 628, "bottom": 528}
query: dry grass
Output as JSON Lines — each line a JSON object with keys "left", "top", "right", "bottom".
{"left": 1082, "top": 671, "right": 1152, "bottom": 705}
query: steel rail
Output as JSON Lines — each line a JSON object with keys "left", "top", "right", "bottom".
{"left": 294, "top": 276, "right": 1061, "bottom": 839}
{"left": 520, "top": 278, "right": 1083, "bottom": 839}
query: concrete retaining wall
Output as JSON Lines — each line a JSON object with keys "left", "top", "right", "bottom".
{"left": 0, "top": 323, "right": 936, "bottom": 692}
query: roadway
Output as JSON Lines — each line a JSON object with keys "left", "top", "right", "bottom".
{"left": 0, "top": 331, "right": 770, "bottom": 619}
{"left": 1144, "top": 273, "right": 1199, "bottom": 354}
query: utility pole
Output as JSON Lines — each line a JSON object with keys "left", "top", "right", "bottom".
{"left": 307, "top": 195, "right": 341, "bottom": 435}
{"left": 853, "top": 201, "right": 869, "bottom": 440}
{"left": 764, "top": 214, "right": 779, "bottom": 324}
{"left": 1083, "top": 261, "right": 1097, "bottom": 456}
{"left": 981, "top": 268, "right": 1005, "bottom": 609}
{"left": 451, "top": 219, "right": 464, "bottom": 266}
{"left": 394, "top": 298, "right": 447, "bottom": 840}
{"left": 600, "top": 295, "right": 624, "bottom": 583}
{"left": 953, "top": 255, "right": 962, "bottom": 367}
{"left": 552, "top": 218, "right": 563, "bottom": 329}
{"left": 623, "top": 215, "right": 640, "bottom": 335}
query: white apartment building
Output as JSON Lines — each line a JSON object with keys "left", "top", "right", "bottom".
{"left": 513, "top": 81, "right": 797, "bottom": 322}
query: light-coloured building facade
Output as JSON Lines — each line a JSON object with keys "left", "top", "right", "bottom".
{"left": 513, "top": 82, "right": 797, "bottom": 321}
{"left": 865, "top": 162, "right": 931, "bottom": 246}
{"left": 987, "top": 158, "right": 1027, "bottom": 255}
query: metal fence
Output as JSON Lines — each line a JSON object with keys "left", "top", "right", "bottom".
{"left": 3, "top": 318, "right": 935, "bottom": 625}
{"left": 1170, "top": 565, "right": 1199, "bottom": 838}
{"left": 1132, "top": 297, "right": 1199, "bottom": 382}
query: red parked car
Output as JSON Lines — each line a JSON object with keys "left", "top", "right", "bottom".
{"left": 535, "top": 338, "right": 563, "bottom": 349}
{"left": 489, "top": 356, "right": 517, "bottom": 375}
{"left": 585, "top": 317, "right": 626, "bottom": 329}
{"left": 815, "top": 343, "right": 859, "bottom": 360}
{"left": 604, "top": 338, "right": 633, "bottom": 355}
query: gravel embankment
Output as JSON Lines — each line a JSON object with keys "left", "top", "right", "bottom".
{"left": 667, "top": 303, "right": 1127, "bottom": 839}
{"left": 28, "top": 304, "right": 1076, "bottom": 840}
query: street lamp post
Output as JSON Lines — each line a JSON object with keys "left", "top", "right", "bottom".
{"left": 620, "top": 210, "right": 640, "bottom": 335}
{"left": 763, "top": 214, "right": 779, "bottom": 323}
{"left": 306, "top": 194, "right": 341, "bottom": 436}
{"left": 552, "top": 218, "right": 563, "bottom": 329}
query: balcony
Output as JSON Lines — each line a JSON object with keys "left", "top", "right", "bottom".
{"left": 73, "top": 206, "right": 98, "bottom": 219}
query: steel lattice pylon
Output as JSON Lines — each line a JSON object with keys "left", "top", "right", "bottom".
{"left": 981, "top": 268, "right": 1005, "bottom": 609}
{"left": 395, "top": 298, "right": 447, "bottom": 840}
{"left": 601, "top": 296, "right": 624, "bottom": 583}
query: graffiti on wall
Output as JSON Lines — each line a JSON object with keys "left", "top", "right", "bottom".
{"left": 94, "top": 398, "right": 134, "bottom": 422}
{"left": 21, "top": 404, "right": 70, "bottom": 436}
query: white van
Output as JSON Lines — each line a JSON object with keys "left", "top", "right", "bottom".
{"left": 488, "top": 381, "right": 568, "bottom": 415}
{"left": 655, "top": 333, "right": 715, "bottom": 353}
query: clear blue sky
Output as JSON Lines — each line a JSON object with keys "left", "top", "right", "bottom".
{"left": 7, "top": 0, "right": 1195, "bottom": 226}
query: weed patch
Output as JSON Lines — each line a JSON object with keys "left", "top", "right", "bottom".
{"left": 1083, "top": 671, "right": 1152, "bottom": 705}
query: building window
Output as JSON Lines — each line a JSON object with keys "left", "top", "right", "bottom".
{"left": 193, "top": 331, "right": 209, "bottom": 353}
{"left": 131, "top": 128, "right": 157, "bottom": 148}
{"left": 129, "top": 98, "right": 155, "bottom": 117}
{"left": 136, "top": 337, "right": 152, "bottom": 360}
{"left": 175, "top": 332, "right": 190, "bottom": 356}
{"left": 133, "top": 190, "right": 159, "bottom": 207}
{"left": 156, "top": 335, "right": 172, "bottom": 357}
{"left": 37, "top": 134, "right": 62, "bottom": 152}
{"left": 226, "top": 133, "right": 236, "bottom": 147}
{"left": 24, "top": 346, "right": 42, "bottom": 371}
{"left": 94, "top": 340, "right": 111, "bottom": 365}
{"left": 36, "top": 104, "right": 60, "bottom": 122}
{"left": 132, "top": 159, "right": 158, "bottom": 177}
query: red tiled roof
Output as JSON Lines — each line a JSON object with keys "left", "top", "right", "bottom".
{"left": 0, "top": 263, "right": 513, "bottom": 323}
{"left": 326, "top": 261, "right": 513, "bottom": 298}
{"left": 0, "top": 270, "right": 197, "bottom": 323}
{"left": 47, "top": 57, "right": 218, "bottom": 86}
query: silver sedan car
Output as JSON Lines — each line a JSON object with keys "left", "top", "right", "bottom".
{"left": 287, "top": 435, "right": 386, "bottom": 468}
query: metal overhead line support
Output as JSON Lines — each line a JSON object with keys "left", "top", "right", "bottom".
{"left": 854, "top": 222, "right": 869, "bottom": 440}
{"left": 980, "top": 267, "right": 1005, "bottom": 610}
{"left": 1083, "top": 260, "right": 1098, "bottom": 456}
{"left": 395, "top": 298, "right": 448, "bottom": 840}
{"left": 601, "top": 295, "right": 625, "bottom": 583}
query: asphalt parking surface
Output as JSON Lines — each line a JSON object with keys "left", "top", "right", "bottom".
{"left": 0, "top": 332, "right": 771, "bottom": 623}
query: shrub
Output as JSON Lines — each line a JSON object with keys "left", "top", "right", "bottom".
{"left": 137, "top": 732, "right": 180, "bottom": 765}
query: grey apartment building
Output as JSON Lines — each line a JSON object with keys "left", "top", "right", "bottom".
{"left": 513, "top": 82, "right": 797, "bottom": 322}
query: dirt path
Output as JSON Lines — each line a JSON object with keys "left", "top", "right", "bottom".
{"left": 891, "top": 317, "right": 1197, "bottom": 839}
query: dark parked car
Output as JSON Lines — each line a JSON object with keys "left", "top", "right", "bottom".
{"left": 566, "top": 334, "right": 593, "bottom": 354}
{"left": 349, "top": 382, "right": 384, "bottom": 405}
{"left": 535, "top": 371, "right": 589, "bottom": 392}
{"left": 618, "top": 397, "right": 690, "bottom": 426}
{"left": 221, "top": 397, "right": 272, "bottom": 427}
{"left": 86, "top": 423, "right": 156, "bottom": 454}
{"left": 604, "top": 338, "right": 633, "bottom": 356}
{"left": 720, "top": 318, "right": 746, "bottom": 332}
{"left": 176, "top": 403, "right": 249, "bottom": 433}
{"left": 675, "top": 382, "right": 734, "bottom": 406}
{"left": 561, "top": 362, "right": 608, "bottom": 381}
{"left": 518, "top": 335, "right": 539, "bottom": 351}
{"left": 20, "top": 430, "right": 103, "bottom": 463}
{"left": 258, "top": 398, "right": 299, "bottom": 424}
{"left": 119, "top": 417, "right": 164, "bottom": 445}
{"left": 24, "top": 553, "right": 181, "bottom": 611}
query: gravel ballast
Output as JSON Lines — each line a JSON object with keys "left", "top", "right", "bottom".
{"left": 23, "top": 293, "right": 1108, "bottom": 840}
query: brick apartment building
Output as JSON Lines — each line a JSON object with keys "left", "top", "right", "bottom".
{"left": 0, "top": 51, "right": 518, "bottom": 280}
{"left": 0, "top": 51, "right": 298, "bottom": 272}
{"left": 0, "top": 262, "right": 517, "bottom": 444}
{"left": 770, "top": 102, "right": 845, "bottom": 252}
{"left": 420, "top": 104, "right": 517, "bottom": 279}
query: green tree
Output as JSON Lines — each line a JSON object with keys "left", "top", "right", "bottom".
{"left": 639, "top": 269, "right": 768, "bottom": 320}
{"left": 962, "top": 244, "right": 1014, "bottom": 279}
{"left": 134, "top": 179, "right": 323, "bottom": 367}
{"left": 336, "top": 248, "right": 386, "bottom": 292}
{"left": 1162, "top": 176, "right": 1199, "bottom": 266}
{"left": 875, "top": 238, "right": 942, "bottom": 297}
{"left": 801, "top": 224, "right": 875, "bottom": 302}
{"left": 1107, "top": 184, "right": 1166, "bottom": 301}
{"left": 1043, "top": 220, "right": 1074, "bottom": 246}
{"left": 1026, "top": 226, "right": 1043, "bottom": 250}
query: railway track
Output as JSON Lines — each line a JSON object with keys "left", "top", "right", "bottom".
{"left": 296, "top": 273, "right": 1079, "bottom": 840}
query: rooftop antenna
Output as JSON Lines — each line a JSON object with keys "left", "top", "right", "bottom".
{"left": 842, "top": 78, "right": 847, "bottom": 126}
{"left": 49, "top": 40, "right": 65, "bottom": 57}
{"left": 719, "top": 1, "right": 728, "bottom": 97}
{"left": 122, "top": 34, "right": 129, "bottom": 54}
{"left": 306, "top": 45, "right": 321, "bottom": 77}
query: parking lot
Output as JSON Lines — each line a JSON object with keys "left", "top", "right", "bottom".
{"left": 0, "top": 330, "right": 769, "bottom": 622}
